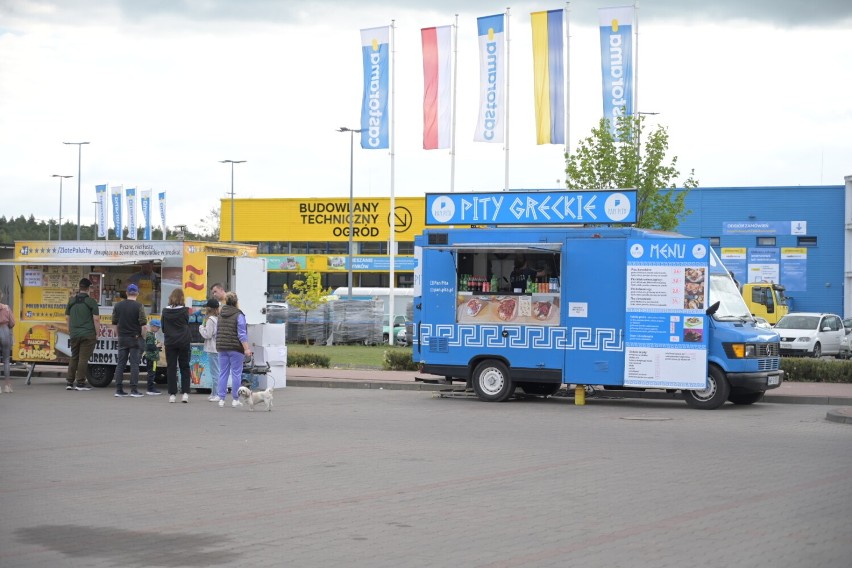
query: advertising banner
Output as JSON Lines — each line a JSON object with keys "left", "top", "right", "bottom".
{"left": 599, "top": 6, "right": 634, "bottom": 136}
{"left": 722, "top": 221, "right": 807, "bottom": 235}
{"left": 158, "top": 191, "right": 167, "bottom": 234}
{"left": 474, "top": 13, "right": 505, "bottom": 143}
{"left": 425, "top": 190, "right": 637, "bottom": 225}
{"left": 531, "top": 9, "right": 565, "bottom": 145}
{"left": 720, "top": 247, "right": 747, "bottom": 287}
{"left": 624, "top": 238, "right": 709, "bottom": 389}
{"left": 360, "top": 26, "right": 390, "bottom": 149}
{"left": 95, "top": 184, "right": 108, "bottom": 238}
{"left": 780, "top": 247, "right": 807, "bottom": 292}
{"left": 421, "top": 25, "right": 452, "bottom": 150}
{"left": 110, "top": 186, "right": 123, "bottom": 239}
{"left": 747, "top": 248, "right": 780, "bottom": 284}
{"left": 140, "top": 189, "right": 152, "bottom": 240}
{"left": 125, "top": 187, "right": 137, "bottom": 240}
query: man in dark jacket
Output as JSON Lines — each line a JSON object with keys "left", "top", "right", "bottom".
{"left": 111, "top": 284, "right": 148, "bottom": 397}
{"left": 65, "top": 278, "right": 100, "bottom": 391}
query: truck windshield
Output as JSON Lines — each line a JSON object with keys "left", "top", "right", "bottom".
{"left": 709, "top": 272, "right": 752, "bottom": 319}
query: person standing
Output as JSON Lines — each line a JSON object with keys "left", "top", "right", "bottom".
{"left": 216, "top": 292, "right": 252, "bottom": 408}
{"left": 65, "top": 278, "right": 100, "bottom": 391}
{"left": 210, "top": 282, "right": 227, "bottom": 304}
{"left": 0, "top": 290, "right": 15, "bottom": 393}
{"left": 111, "top": 284, "right": 148, "bottom": 398}
{"left": 198, "top": 298, "right": 221, "bottom": 402}
{"left": 144, "top": 319, "right": 163, "bottom": 395}
{"left": 161, "top": 288, "right": 192, "bottom": 404}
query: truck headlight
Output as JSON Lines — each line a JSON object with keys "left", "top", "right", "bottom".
{"left": 724, "top": 343, "right": 757, "bottom": 358}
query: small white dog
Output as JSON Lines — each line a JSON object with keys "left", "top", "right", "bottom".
{"left": 236, "top": 385, "right": 274, "bottom": 411}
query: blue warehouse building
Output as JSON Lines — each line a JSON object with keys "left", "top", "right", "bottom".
{"left": 673, "top": 176, "right": 851, "bottom": 316}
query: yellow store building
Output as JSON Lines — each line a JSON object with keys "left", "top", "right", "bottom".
{"left": 220, "top": 197, "right": 427, "bottom": 299}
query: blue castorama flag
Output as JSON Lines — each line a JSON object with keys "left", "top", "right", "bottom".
{"left": 599, "top": 6, "right": 634, "bottom": 137}
{"left": 125, "top": 187, "right": 137, "bottom": 240}
{"left": 474, "top": 13, "right": 505, "bottom": 143}
{"left": 360, "top": 26, "right": 390, "bottom": 149}
{"left": 110, "top": 185, "right": 123, "bottom": 239}
{"left": 158, "top": 191, "right": 167, "bottom": 235}
{"left": 140, "top": 189, "right": 152, "bottom": 240}
{"left": 95, "top": 184, "right": 108, "bottom": 238}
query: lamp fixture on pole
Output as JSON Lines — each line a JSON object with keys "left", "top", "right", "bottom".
{"left": 337, "top": 127, "right": 363, "bottom": 299}
{"left": 63, "top": 141, "right": 90, "bottom": 240}
{"left": 220, "top": 160, "right": 246, "bottom": 243}
{"left": 51, "top": 174, "right": 73, "bottom": 241}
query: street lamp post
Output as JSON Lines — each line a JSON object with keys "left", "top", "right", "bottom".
{"left": 337, "top": 127, "right": 362, "bottom": 299}
{"left": 63, "top": 141, "right": 90, "bottom": 240}
{"left": 51, "top": 174, "right": 73, "bottom": 241}
{"left": 220, "top": 160, "right": 246, "bottom": 243}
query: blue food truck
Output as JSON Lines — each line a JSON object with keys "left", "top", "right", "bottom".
{"left": 413, "top": 190, "right": 782, "bottom": 409}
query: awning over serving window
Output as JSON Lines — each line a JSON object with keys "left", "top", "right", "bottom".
{"left": 418, "top": 243, "right": 562, "bottom": 253}
{"left": 0, "top": 257, "right": 166, "bottom": 266}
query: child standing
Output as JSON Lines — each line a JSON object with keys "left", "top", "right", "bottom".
{"left": 198, "top": 299, "right": 221, "bottom": 401}
{"left": 144, "top": 319, "right": 162, "bottom": 395}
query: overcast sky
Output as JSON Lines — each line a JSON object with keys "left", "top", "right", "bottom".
{"left": 1, "top": 0, "right": 850, "bottom": 234}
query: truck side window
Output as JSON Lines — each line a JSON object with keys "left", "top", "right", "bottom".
{"left": 751, "top": 288, "right": 763, "bottom": 304}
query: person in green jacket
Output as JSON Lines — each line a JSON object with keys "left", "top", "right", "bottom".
{"left": 64, "top": 278, "right": 100, "bottom": 391}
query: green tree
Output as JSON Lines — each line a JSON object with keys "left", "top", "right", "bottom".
{"left": 284, "top": 271, "right": 333, "bottom": 346}
{"left": 564, "top": 115, "right": 698, "bottom": 230}
{"left": 195, "top": 207, "right": 221, "bottom": 241}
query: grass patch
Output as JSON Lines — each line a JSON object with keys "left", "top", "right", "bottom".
{"left": 287, "top": 344, "right": 412, "bottom": 370}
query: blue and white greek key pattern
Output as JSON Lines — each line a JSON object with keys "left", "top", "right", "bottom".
{"left": 418, "top": 324, "right": 624, "bottom": 352}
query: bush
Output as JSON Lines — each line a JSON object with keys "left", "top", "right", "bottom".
{"left": 383, "top": 349, "right": 418, "bottom": 371}
{"left": 287, "top": 352, "right": 331, "bottom": 368}
{"left": 780, "top": 357, "right": 852, "bottom": 383}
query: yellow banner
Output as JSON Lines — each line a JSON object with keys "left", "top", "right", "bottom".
{"left": 224, "top": 197, "right": 427, "bottom": 242}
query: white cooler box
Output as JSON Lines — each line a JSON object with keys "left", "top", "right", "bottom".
{"left": 257, "top": 364, "right": 286, "bottom": 389}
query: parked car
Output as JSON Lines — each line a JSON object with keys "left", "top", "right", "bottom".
{"left": 774, "top": 312, "right": 845, "bottom": 358}
{"left": 383, "top": 314, "right": 409, "bottom": 344}
{"left": 838, "top": 318, "right": 852, "bottom": 359}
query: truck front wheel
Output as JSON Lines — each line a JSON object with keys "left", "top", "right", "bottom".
{"left": 472, "top": 360, "right": 514, "bottom": 402}
{"left": 87, "top": 365, "right": 114, "bottom": 388}
{"left": 683, "top": 366, "right": 730, "bottom": 410}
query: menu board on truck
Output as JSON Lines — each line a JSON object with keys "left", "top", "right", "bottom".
{"left": 623, "top": 239, "right": 709, "bottom": 389}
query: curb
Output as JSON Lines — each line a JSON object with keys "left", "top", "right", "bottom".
{"left": 825, "top": 407, "right": 852, "bottom": 424}
{"left": 13, "top": 368, "right": 852, "bottom": 407}
{"left": 286, "top": 379, "right": 852, "bottom": 406}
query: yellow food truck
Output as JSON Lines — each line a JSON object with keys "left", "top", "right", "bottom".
{"left": 5, "top": 240, "right": 266, "bottom": 387}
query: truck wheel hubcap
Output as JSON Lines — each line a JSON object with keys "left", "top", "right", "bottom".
{"left": 480, "top": 368, "right": 504, "bottom": 395}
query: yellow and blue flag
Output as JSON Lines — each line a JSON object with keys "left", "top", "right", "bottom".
{"left": 531, "top": 9, "right": 565, "bottom": 145}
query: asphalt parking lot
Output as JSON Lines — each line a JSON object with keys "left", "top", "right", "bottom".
{"left": 1, "top": 380, "right": 851, "bottom": 568}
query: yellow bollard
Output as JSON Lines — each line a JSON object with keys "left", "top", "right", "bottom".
{"left": 575, "top": 384, "right": 585, "bottom": 406}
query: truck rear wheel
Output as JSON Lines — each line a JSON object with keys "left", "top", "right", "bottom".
{"left": 472, "top": 360, "right": 514, "bottom": 402}
{"left": 683, "top": 366, "right": 729, "bottom": 410}
{"left": 87, "top": 365, "right": 114, "bottom": 388}
{"left": 727, "top": 390, "right": 765, "bottom": 405}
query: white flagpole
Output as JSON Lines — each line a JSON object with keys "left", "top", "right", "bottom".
{"left": 565, "top": 3, "right": 570, "bottom": 160}
{"left": 388, "top": 20, "right": 396, "bottom": 345}
{"left": 634, "top": 2, "right": 639, "bottom": 117}
{"left": 450, "top": 14, "right": 459, "bottom": 192}
{"left": 504, "top": 7, "right": 511, "bottom": 191}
